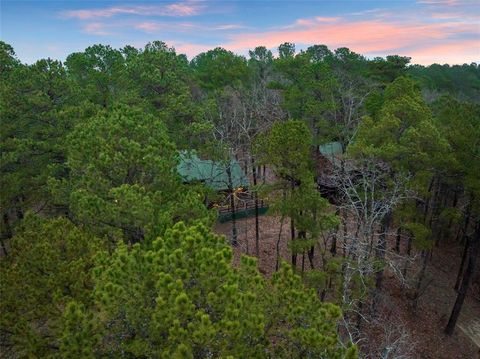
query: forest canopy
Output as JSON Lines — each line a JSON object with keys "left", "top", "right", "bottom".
{"left": 1, "top": 40, "right": 479, "bottom": 358}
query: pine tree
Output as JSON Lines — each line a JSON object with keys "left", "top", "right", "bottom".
{"left": 82, "top": 221, "right": 355, "bottom": 358}
{"left": 58, "top": 105, "right": 213, "bottom": 243}
{"left": 0, "top": 215, "right": 104, "bottom": 357}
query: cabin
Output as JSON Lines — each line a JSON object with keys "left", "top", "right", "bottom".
{"left": 177, "top": 152, "right": 267, "bottom": 222}
{"left": 315, "top": 141, "right": 343, "bottom": 203}
{"left": 177, "top": 151, "right": 249, "bottom": 191}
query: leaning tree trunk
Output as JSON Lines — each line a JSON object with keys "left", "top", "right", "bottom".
{"left": 454, "top": 237, "right": 470, "bottom": 291}
{"left": 445, "top": 222, "right": 480, "bottom": 335}
{"left": 275, "top": 215, "right": 285, "bottom": 272}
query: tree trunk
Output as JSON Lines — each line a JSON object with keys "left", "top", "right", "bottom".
{"left": 395, "top": 226, "right": 401, "bottom": 253}
{"left": 455, "top": 198, "right": 472, "bottom": 243}
{"left": 423, "top": 178, "right": 435, "bottom": 223}
{"left": 342, "top": 209, "right": 348, "bottom": 258}
{"left": 291, "top": 217, "right": 297, "bottom": 267}
{"left": 226, "top": 163, "right": 238, "bottom": 246}
{"left": 402, "top": 233, "right": 413, "bottom": 279}
{"left": 308, "top": 245, "right": 315, "bottom": 269}
{"left": 413, "top": 250, "right": 430, "bottom": 310}
{"left": 1, "top": 213, "right": 11, "bottom": 257}
{"left": 373, "top": 211, "right": 392, "bottom": 313}
{"left": 275, "top": 215, "right": 285, "bottom": 272}
{"left": 454, "top": 237, "right": 470, "bottom": 291}
{"left": 375, "top": 212, "right": 392, "bottom": 290}
{"left": 445, "top": 223, "right": 480, "bottom": 335}
{"left": 443, "top": 189, "right": 458, "bottom": 243}
{"left": 15, "top": 195, "right": 25, "bottom": 220}
{"left": 251, "top": 157, "right": 260, "bottom": 257}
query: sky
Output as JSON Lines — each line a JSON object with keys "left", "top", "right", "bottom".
{"left": 1, "top": 0, "right": 479, "bottom": 65}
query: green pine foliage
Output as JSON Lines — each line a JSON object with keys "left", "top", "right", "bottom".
{"left": 0, "top": 215, "right": 104, "bottom": 357}
{"left": 58, "top": 105, "right": 213, "bottom": 242}
{"left": 85, "top": 221, "right": 353, "bottom": 358}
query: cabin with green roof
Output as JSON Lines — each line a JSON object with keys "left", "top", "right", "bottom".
{"left": 177, "top": 152, "right": 265, "bottom": 222}
{"left": 177, "top": 152, "right": 249, "bottom": 191}
{"left": 319, "top": 141, "right": 343, "bottom": 161}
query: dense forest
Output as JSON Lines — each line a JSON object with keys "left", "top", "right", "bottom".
{"left": 1, "top": 40, "right": 479, "bottom": 358}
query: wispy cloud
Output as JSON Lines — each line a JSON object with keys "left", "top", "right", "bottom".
{"left": 83, "top": 22, "right": 113, "bottom": 36}
{"left": 133, "top": 21, "right": 245, "bottom": 34}
{"left": 418, "top": 0, "right": 461, "bottom": 6}
{"left": 60, "top": 1, "right": 205, "bottom": 20}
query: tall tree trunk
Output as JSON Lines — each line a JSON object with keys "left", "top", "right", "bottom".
{"left": 356, "top": 300, "right": 364, "bottom": 333}
{"left": 226, "top": 163, "right": 238, "bottom": 246}
{"left": 423, "top": 178, "right": 435, "bottom": 223}
{"left": 454, "top": 237, "right": 470, "bottom": 291}
{"left": 251, "top": 156, "right": 260, "bottom": 257}
{"left": 291, "top": 217, "right": 296, "bottom": 267}
{"left": 395, "top": 226, "right": 402, "bottom": 253}
{"left": 342, "top": 208, "right": 348, "bottom": 258}
{"left": 455, "top": 197, "right": 472, "bottom": 243}
{"left": 15, "top": 195, "right": 25, "bottom": 221}
{"left": 435, "top": 184, "right": 449, "bottom": 247}
{"left": 275, "top": 215, "right": 285, "bottom": 272}
{"left": 1, "top": 213, "right": 11, "bottom": 257}
{"left": 402, "top": 233, "right": 413, "bottom": 279}
{"left": 445, "top": 222, "right": 480, "bottom": 335}
{"left": 373, "top": 211, "right": 392, "bottom": 313}
{"left": 443, "top": 189, "right": 458, "bottom": 243}
{"left": 308, "top": 245, "right": 315, "bottom": 269}
{"left": 330, "top": 209, "right": 340, "bottom": 256}
{"left": 413, "top": 250, "right": 430, "bottom": 310}
{"left": 351, "top": 221, "right": 361, "bottom": 260}
{"left": 290, "top": 180, "right": 297, "bottom": 267}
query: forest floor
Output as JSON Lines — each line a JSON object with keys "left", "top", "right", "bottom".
{"left": 215, "top": 215, "right": 480, "bottom": 359}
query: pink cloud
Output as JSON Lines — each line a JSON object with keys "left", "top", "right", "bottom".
{"left": 215, "top": 16, "right": 479, "bottom": 64}
{"left": 407, "top": 39, "right": 480, "bottom": 64}
{"left": 60, "top": 2, "right": 204, "bottom": 20}
{"left": 214, "top": 24, "right": 246, "bottom": 30}
{"left": 83, "top": 23, "right": 112, "bottom": 36}
{"left": 166, "top": 3, "right": 199, "bottom": 16}
{"left": 315, "top": 16, "right": 341, "bottom": 23}
{"left": 168, "top": 41, "right": 212, "bottom": 57}
{"left": 133, "top": 21, "right": 244, "bottom": 33}
{"left": 134, "top": 22, "right": 164, "bottom": 33}
{"left": 418, "top": 0, "right": 460, "bottom": 6}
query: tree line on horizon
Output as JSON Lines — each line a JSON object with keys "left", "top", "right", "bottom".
{"left": 1, "top": 40, "right": 479, "bottom": 358}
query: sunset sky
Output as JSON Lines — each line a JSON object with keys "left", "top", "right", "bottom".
{"left": 1, "top": 0, "right": 479, "bottom": 65}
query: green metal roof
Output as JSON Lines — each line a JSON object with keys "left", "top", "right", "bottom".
{"left": 319, "top": 141, "right": 343, "bottom": 160}
{"left": 177, "top": 152, "right": 249, "bottom": 191}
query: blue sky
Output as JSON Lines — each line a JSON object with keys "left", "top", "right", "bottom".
{"left": 1, "top": 0, "right": 479, "bottom": 64}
